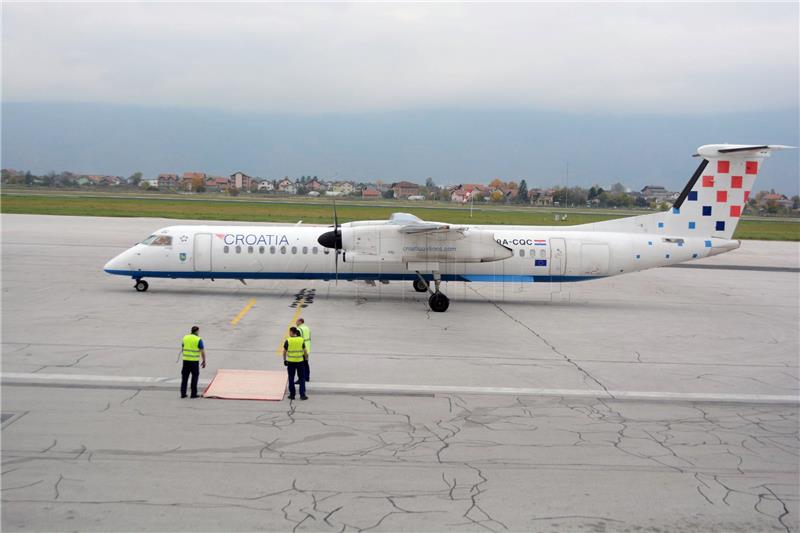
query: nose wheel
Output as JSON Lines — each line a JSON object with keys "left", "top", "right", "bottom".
{"left": 134, "top": 279, "right": 149, "bottom": 292}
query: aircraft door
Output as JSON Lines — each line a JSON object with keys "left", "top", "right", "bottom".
{"left": 549, "top": 238, "right": 566, "bottom": 277}
{"left": 194, "top": 233, "right": 212, "bottom": 271}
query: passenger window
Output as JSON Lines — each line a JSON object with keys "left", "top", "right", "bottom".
{"left": 236, "top": 246, "right": 241, "bottom": 254}
{"left": 291, "top": 246, "right": 297, "bottom": 254}
{"left": 259, "top": 246, "right": 265, "bottom": 254}
{"left": 224, "top": 246, "right": 230, "bottom": 254}
{"left": 281, "top": 247, "right": 286, "bottom": 254}
{"left": 270, "top": 246, "right": 276, "bottom": 254}
{"left": 312, "top": 247, "right": 318, "bottom": 254}
{"left": 248, "top": 246, "right": 254, "bottom": 254}
{"left": 151, "top": 235, "right": 172, "bottom": 246}
{"left": 539, "top": 250, "right": 546, "bottom": 258}
{"left": 302, "top": 246, "right": 308, "bottom": 255}
{"left": 519, "top": 250, "right": 524, "bottom": 257}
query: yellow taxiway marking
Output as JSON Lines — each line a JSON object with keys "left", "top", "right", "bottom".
{"left": 230, "top": 298, "right": 257, "bottom": 326}
{"left": 275, "top": 298, "right": 306, "bottom": 356}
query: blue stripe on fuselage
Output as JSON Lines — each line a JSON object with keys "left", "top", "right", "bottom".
{"left": 104, "top": 269, "right": 601, "bottom": 283}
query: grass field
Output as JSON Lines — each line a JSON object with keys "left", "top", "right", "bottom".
{"left": 2, "top": 193, "right": 798, "bottom": 241}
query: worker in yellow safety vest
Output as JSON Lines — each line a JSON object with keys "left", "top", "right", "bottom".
{"left": 180, "top": 325, "right": 207, "bottom": 398}
{"left": 283, "top": 327, "right": 308, "bottom": 400}
{"left": 295, "top": 318, "right": 311, "bottom": 383}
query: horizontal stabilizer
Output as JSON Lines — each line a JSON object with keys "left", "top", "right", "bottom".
{"left": 695, "top": 144, "right": 794, "bottom": 157}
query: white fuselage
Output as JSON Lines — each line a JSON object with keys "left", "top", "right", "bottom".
{"left": 104, "top": 222, "right": 737, "bottom": 283}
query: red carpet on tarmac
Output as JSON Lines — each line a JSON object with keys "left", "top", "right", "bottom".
{"left": 202, "top": 369, "right": 287, "bottom": 401}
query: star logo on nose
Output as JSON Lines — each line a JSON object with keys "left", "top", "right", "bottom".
{"left": 180, "top": 235, "right": 188, "bottom": 243}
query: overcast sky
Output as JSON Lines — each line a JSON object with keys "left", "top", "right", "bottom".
{"left": 3, "top": 2, "right": 798, "bottom": 114}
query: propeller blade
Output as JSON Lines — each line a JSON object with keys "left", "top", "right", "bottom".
{"left": 333, "top": 197, "right": 339, "bottom": 231}
{"left": 333, "top": 198, "right": 340, "bottom": 285}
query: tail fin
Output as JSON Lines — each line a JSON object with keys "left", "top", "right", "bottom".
{"left": 586, "top": 144, "right": 792, "bottom": 238}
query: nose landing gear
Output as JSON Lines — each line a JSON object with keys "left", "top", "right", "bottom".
{"left": 134, "top": 279, "right": 149, "bottom": 292}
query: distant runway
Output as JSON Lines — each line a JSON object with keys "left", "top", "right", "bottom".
{"left": 2, "top": 215, "right": 798, "bottom": 532}
{"left": 670, "top": 263, "right": 800, "bottom": 272}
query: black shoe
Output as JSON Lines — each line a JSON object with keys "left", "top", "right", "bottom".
{"left": 300, "top": 395, "right": 308, "bottom": 400}
{"left": 190, "top": 395, "right": 200, "bottom": 398}
{"left": 181, "top": 395, "right": 187, "bottom": 398}
{"left": 288, "top": 395, "right": 296, "bottom": 400}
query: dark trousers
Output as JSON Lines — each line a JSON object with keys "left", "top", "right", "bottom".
{"left": 181, "top": 360, "right": 200, "bottom": 397}
{"left": 302, "top": 360, "right": 310, "bottom": 382}
{"left": 287, "top": 361, "right": 306, "bottom": 398}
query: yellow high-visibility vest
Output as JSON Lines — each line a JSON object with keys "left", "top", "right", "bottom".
{"left": 182, "top": 334, "right": 202, "bottom": 362}
{"left": 298, "top": 324, "right": 311, "bottom": 354}
{"left": 285, "top": 336, "right": 306, "bottom": 363}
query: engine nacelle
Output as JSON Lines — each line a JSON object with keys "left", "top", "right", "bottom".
{"left": 340, "top": 225, "right": 512, "bottom": 263}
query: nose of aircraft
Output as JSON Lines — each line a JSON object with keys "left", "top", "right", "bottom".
{"left": 104, "top": 251, "right": 130, "bottom": 273}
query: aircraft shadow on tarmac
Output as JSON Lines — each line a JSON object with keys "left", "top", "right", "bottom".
{"left": 102, "top": 283, "right": 682, "bottom": 312}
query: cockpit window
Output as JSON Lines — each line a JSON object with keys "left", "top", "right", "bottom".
{"left": 141, "top": 235, "right": 172, "bottom": 246}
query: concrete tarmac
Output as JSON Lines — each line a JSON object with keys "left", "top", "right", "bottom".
{"left": 2, "top": 214, "right": 798, "bottom": 532}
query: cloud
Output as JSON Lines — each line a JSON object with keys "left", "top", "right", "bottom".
{"left": 2, "top": 2, "right": 798, "bottom": 114}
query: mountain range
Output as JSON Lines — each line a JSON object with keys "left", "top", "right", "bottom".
{"left": 2, "top": 102, "right": 797, "bottom": 194}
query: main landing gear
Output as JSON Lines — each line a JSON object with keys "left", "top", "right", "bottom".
{"left": 412, "top": 278, "right": 428, "bottom": 293}
{"left": 134, "top": 279, "right": 149, "bottom": 292}
{"left": 414, "top": 271, "right": 450, "bottom": 312}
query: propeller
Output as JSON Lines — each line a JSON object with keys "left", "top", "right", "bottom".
{"left": 317, "top": 198, "right": 342, "bottom": 283}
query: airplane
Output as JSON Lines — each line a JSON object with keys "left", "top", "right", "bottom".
{"left": 104, "top": 144, "right": 791, "bottom": 312}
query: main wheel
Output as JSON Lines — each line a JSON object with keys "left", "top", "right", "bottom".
{"left": 134, "top": 279, "right": 149, "bottom": 292}
{"left": 413, "top": 278, "right": 429, "bottom": 293}
{"left": 428, "top": 292, "right": 450, "bottom": 312}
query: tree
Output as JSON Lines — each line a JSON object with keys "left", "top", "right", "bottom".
{"left": 382, "top": 189, "right": 395, "bottom": 199}
{"left": 490, "top": 190, "right": 504, "bottom": 203}
{"left": 589, "top": 186, "right": 605, "bottom": 200}
{"left": 610, "top": 182, "right": 626, "bottom": 194}
{"left": 489, "top": 178, "right": 504, "bottom": 190}
{"left": 516, "top": 180, "right": 529, "bottom": 204}
{"left": 425, "top": 177, "right": 436, "bottom": 189}
{"left": 195, "top": 185, "right": 206, "bottom": 193}
{"left": 228, "top": 186, "right": 239, "bottom": 196}
{"left": 129, "top": 171, "right": 143, "bottom": 187}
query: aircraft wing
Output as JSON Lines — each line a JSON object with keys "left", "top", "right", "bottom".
{"left": 397, "top": 222, "right": 454, "bottom": 234}
{"left": 388, "top": 212, "right": 461, "bottom": 235}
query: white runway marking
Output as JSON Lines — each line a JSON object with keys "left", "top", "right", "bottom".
{"left": 3, "top": 372, "right": 798, "bottom": 404}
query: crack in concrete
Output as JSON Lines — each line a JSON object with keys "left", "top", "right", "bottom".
{"left": 466, "top": 285, "right": 611, "bottom": 396}
{"left": 32, "top": 352, "right": 92, "bottom": 374}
